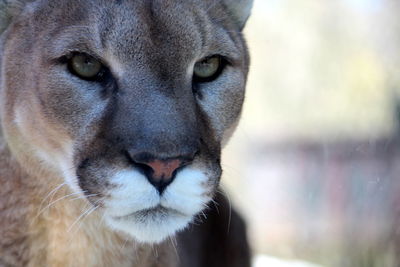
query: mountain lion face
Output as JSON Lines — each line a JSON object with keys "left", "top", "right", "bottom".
{"left": 0, "top": 0, "right": 251, "bottom": 243}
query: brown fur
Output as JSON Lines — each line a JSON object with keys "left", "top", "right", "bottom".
{"left": 0, "top": 0, "right": 252, "bottom": 266}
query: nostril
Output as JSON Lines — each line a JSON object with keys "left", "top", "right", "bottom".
{"left": 134, "top": 162, "right": 154, "bottom": 177}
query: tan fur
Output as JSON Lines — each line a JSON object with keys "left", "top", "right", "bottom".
{"left": 28, "top": 189, "right": 131, "bottom": 267}
{"left": 0, "top": 160, "right": 177, "bottom": 267}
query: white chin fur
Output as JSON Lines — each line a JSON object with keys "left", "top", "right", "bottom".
{"left": 105, "top": 211, "right": 191, "bottom": 243}
{"left": 103, "top": 168, "right": 210, "bottom": 243}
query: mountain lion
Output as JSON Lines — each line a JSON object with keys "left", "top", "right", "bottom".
{"left": 0, "top": 0, "right": 252, "bottom": 266}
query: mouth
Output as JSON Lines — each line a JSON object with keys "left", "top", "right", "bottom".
{"left": 114, "top": 205, "right": 187, "bottom": 221}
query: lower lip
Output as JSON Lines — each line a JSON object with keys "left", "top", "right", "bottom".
{"left": 116, "top": 206, "right": 185, "bottom": 220}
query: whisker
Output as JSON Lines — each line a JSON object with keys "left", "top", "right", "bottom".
{"left": 216, "top": 188, "right": 232, "bottom": 235}
{"left": 38, "top": 182, "right": 66, "bottom": 212}
{"left": 69, "top": 193, "right": 99, "bottom": 201}
{"left": 211, "top": 199, "right": 220, "bottom": 214}
{"left": 169, "top": 236, "right": 179, "bottom": 261}
{"left": 222, "top": 191, "right": 232, "bottom": 235}
{"left": 200, "top": 211, "right": 208, "bottom": 219}
{"left": 67, "top": 204, "right": 98, "bottom": 233}
{"left": 120, "top": 237, "right": 129, "bottom": 251}
{"left": 152, "top": 245, "right": 159, "bottom": 258}
{"left": 34, "top": 191, "right": 83, "bottom": 220}
{"left": 66, "top": 198, "right": 106, "bottom": 244}
{"left": 98, "top": 210, "right": 107, "bottom": 228}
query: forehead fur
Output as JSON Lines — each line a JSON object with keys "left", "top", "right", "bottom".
{"left": 19, "top": 0, "right": 245, "bottom": 33}
{"left": 0, "top": 0, "right": 253, "bottom": 31}
{"left": 15, "top": 0, "right": 245, "bottom": 74}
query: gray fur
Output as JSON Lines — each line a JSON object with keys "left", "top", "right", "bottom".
{"left": 0, "top": 0, "right": 29, "bottom": 33}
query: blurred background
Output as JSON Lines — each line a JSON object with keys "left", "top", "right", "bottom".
{"left": 222, "top": 0, "right": 400, "bottom": 266}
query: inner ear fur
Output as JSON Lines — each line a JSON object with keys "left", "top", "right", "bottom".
{"left": 223, "top": 0, "right": 253, "bottom": 29}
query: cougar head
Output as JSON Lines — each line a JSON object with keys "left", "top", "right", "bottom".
{"left": 0, "top": 0, "right": 252, "bottom": 243}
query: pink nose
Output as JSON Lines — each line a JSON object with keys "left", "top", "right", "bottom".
{"left": 146, "top": 159, "right": 182, "bottom": 182}
{"left": 125, "top": 150, "right": 196, "bottom": 193}
{"left": 135, "top": 158, "right": 184, "bottom": 193}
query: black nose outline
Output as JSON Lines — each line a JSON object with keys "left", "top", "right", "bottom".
{"left": 124, "top": 151, "right": 197, "bottom": 194}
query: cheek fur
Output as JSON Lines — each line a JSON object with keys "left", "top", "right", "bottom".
{"left": 12, "top": 105, "right": 84, "bottom": 194}
{"left": 197, "top": 71, "right": 245, "bottom": 140}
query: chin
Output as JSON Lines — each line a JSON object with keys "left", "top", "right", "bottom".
{"left": 91, "top": 167, "right": 214, "bottom": 244}
{"left": 104, "top": 208, "right": 192, "bottom": 243}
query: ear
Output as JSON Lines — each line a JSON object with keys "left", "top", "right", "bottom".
{"left": 223, "top": 0, "right": 253, "bottom": 29}
{"left": 0, "top": 0, "right": 29, "bottom": 34}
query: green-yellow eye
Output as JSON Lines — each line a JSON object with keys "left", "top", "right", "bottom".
{"left": 69, "top": 53, "right": 103, "bottom": 80}
{"left": 193, "top": 55, "right": 223, "bottom": 82}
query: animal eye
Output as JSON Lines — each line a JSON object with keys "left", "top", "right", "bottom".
{"left": 68, "top": 53, "right": 103, "bottom": 80}
{"left": 193, "top": 55, "right": 224, "bottom": 83}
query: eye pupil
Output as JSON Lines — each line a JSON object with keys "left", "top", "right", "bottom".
{"left": 193, "top": 55, "right": 223, "bottom": 82}
{"left": 69, "top": 53, "right": 103, "bottom": 80}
